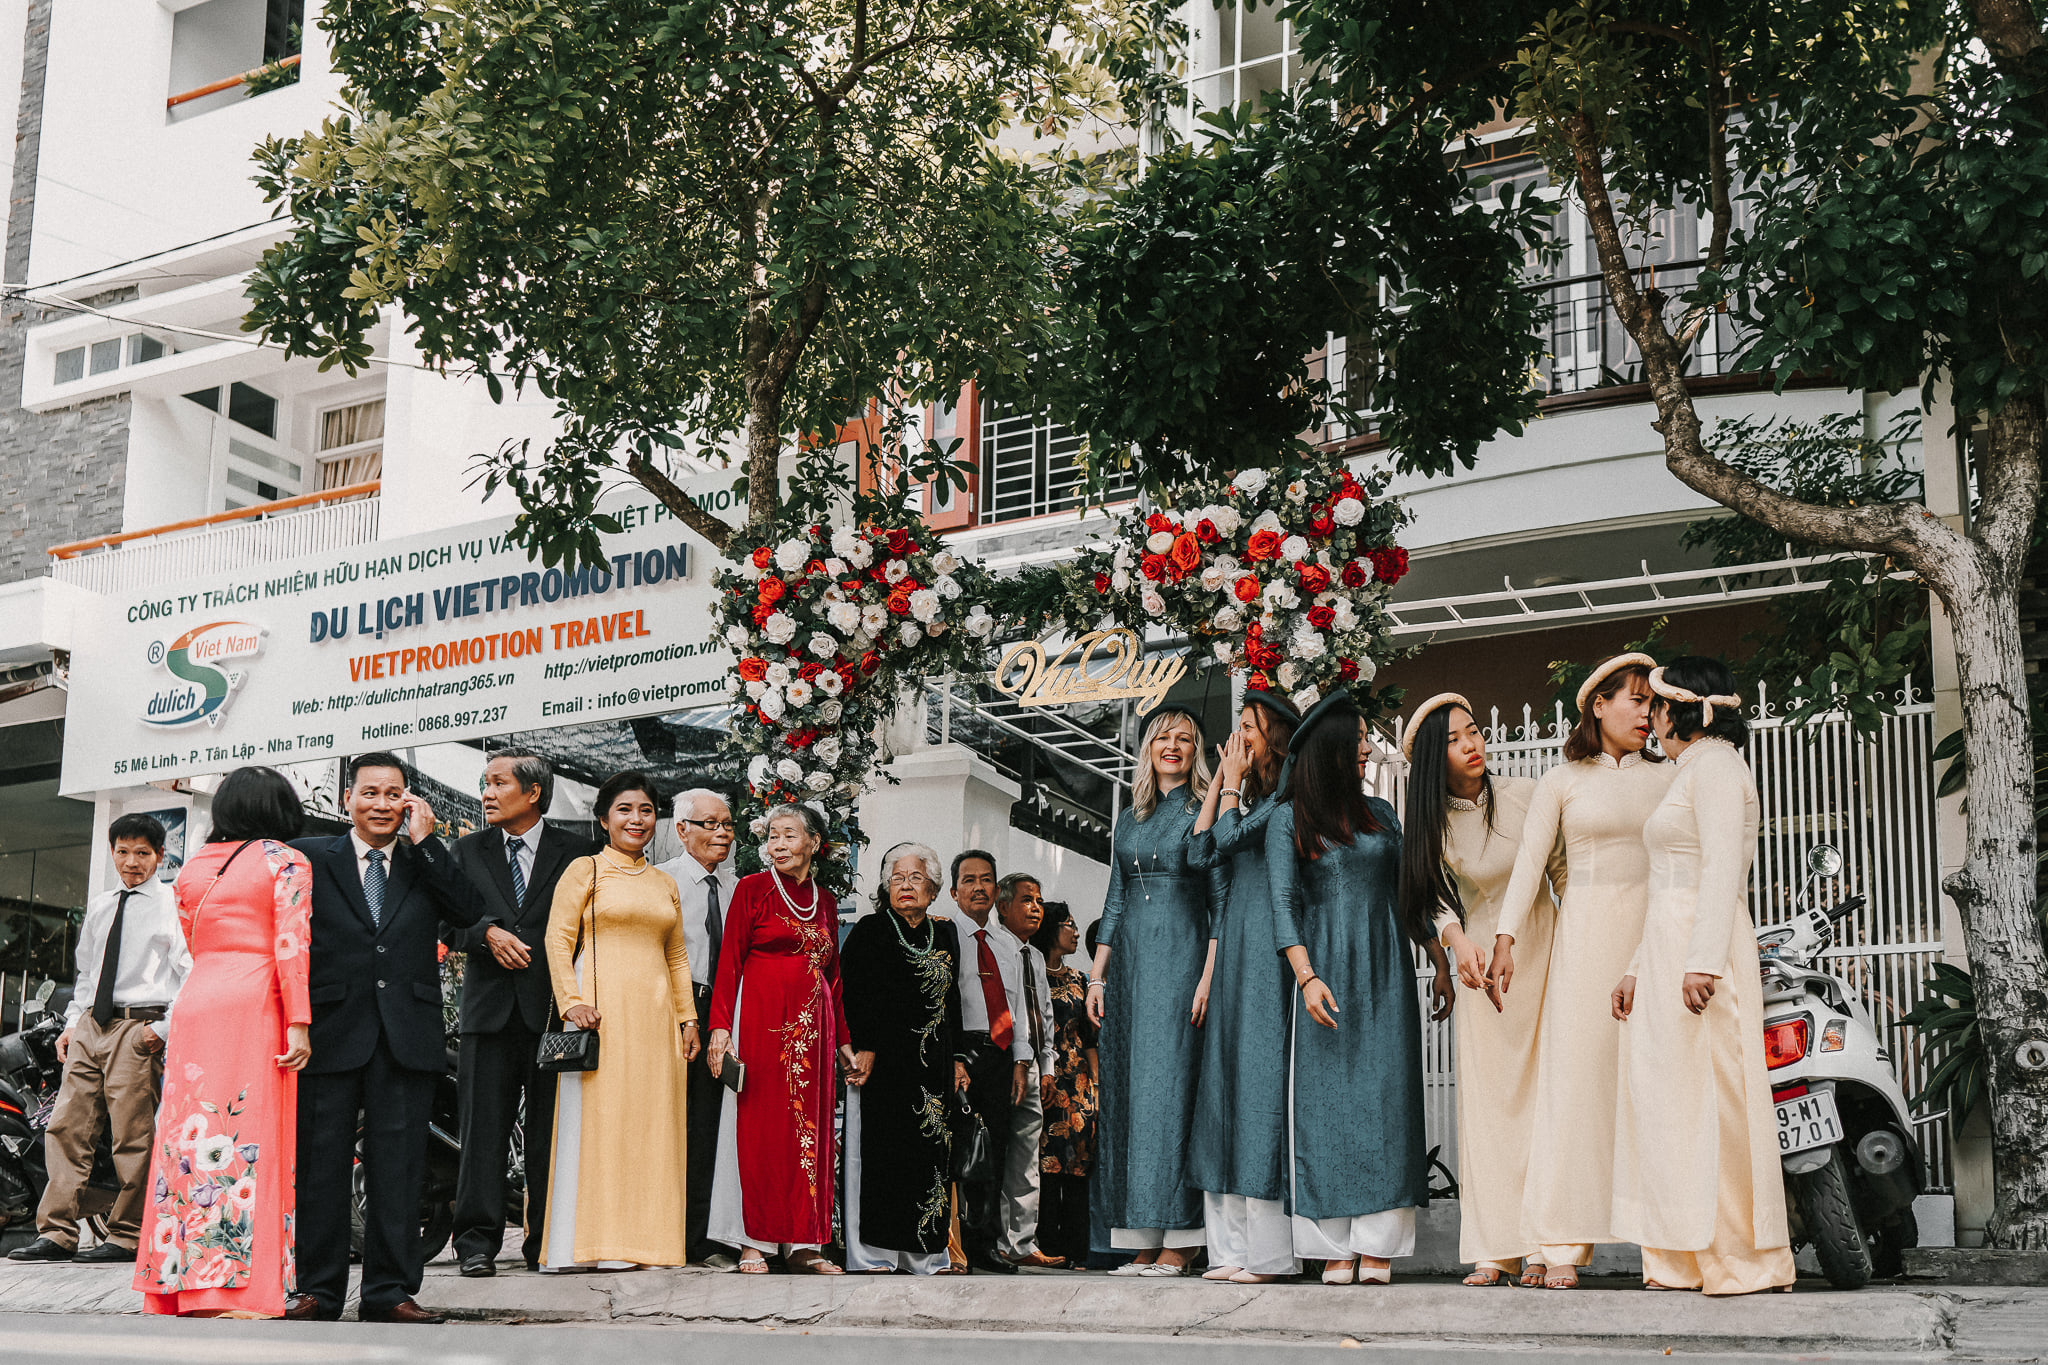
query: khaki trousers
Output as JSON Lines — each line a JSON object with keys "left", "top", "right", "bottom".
{"left": 36, "top": 1015, "right": 164, "bottom": 1250}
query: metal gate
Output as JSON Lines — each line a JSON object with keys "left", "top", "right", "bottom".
{"left": 1383, "top": 679, "right": 1952, "bottom": 1192}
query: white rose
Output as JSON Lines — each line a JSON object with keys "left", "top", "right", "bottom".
{"left": 805, "top": 770, "right": 834, "bottom": 793}
{"left": 1285, "top": 480, "right": 1309, "bottom": 504}
{"left": 932, "top": 550, "right": 961, "bottom": 574}
{"left": 1263, "top": 580, "right": 1299, "bottom": 610}
{"left": 826, "top": 601, "right": 861, "bottom": 633}
{"left": 1278, "top": 661, "right": 1300, "bottom": 689}
{"left": 815, "top": 736, "right": 843, "bottom": 765}
{"left": 1293, "top": 683, "right": 1322, "bottom": 709}
{"left": 899, "top": 621, "right": 924, "bottom": 647}
{"left": 1232, "top": 468, "right": 1269, "bottom": 496}
{"left": 1113, "top": 542, "right": 1135, "bottom": 570}
{"left": 1355, "top": 556, "right": 1377, "bottom": 582}
{"left": 1280, "top": 534, "right": 1310, "bottom": 563}
{"left": 883, "top": 559, "right": 911, "bottom": 583}
{"left": 808, "top": 633, "right": 838, "bottom": 658}
{"left": 1333, "top": 497, "right": 1366, "bottom": 526}
{"left": 765, "top": 662, "right": 791, "bottom": 686}
{"left": 965, "top": 606, "right": 996, "bottom": 639}
{"left": 749, "top": 816, "right": 769, "bottom": 837}
{"left": 1250, "top": 509, "right": 1284, "bottom": 535}
{"left": 1111, "top": 570, "right": 1132, "bottom": 593}
{"left": 785, "top": 679, "right": 814, "bottom": 707}
{"left": 745, "top": 679, "right": 768, "bottom": 701}
{"left": 1208, "top": 504, "right": 1243, "bottom": 536}
{"left": 1332, "top": 599, "right": 1358, "bottom": 630}
{"left": 1290, "top": 629, "right": 1327, "bottom": 660}
{"left": 861, "top": 604, "right": 890, "bottom": 634}
{"left": 1140, "top": 588, "right": 1167, "bottom": 616}
{"left": 775, "top": 540, "right": 808, "bottom": 572}
{"left": 846, "top": 539, "right": 875, "bottom": 569}
{"left": 1356, "top": 656, "right": 1378, "bottom": 682}
{"left": 776, "top": 758, "right": 804, "bottom": 784}
{"left": 1212, "top": 553, "right": 1240, "bottom": 575}
{"left": 908, "top": 588, "right": 942, "bottom": 623}
{"left": 831, "top": 527, "right": 862, "bottom": 559}
{"left": 1146, "top": 531, "right": 1174, "bottom": 554}
{"left": 936, "top": 574, "right": 962, "bottom": 600}
{"left": 758, "top": 690, "right": 787, "bottom": 721}
{"left": 825, "top": 556, "right": 847, "bottom": 577}
{"left": 763, "top": 612, "right": 798, "bottom": 644}
{"left": 818, "top": 671, "right": 844, "bottom": 696}
{"left": 748, "top": 754, "right": 772, "bottom": 788}
{"left": 1199, "top": 564, "right": 1227, "bottom": 593}
{"left": 1213, "top": 605, "right": 1244, "bottom": 632}
{"left": 820, "top": 699, "right": 845, "bottom": 722}
{"left": 1213, "top": 641, "right": 1235, "bottom": 664}
{"left": 725, "top": 624, "right": 751, "bottom": 649}
{"left": 741, "top": 557, "right": 765, "bottom": 581}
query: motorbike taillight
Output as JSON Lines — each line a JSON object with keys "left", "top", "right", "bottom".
{"left": 1764, "top": 1017, "right": 1810, "bottom": 1069}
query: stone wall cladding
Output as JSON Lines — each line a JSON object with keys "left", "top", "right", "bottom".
{"left": 1, "top": 0, "right": 132, "bottom": 588}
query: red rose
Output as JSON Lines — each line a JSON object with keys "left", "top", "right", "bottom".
{"left": 1339, "top": 658, "right": 1360, "bottom": 681}
{"left": 1307, "top": 604, "right": 1336, "bottom": 630}
{"left": 758, "top": 576, "right": 787, "bottom": 604}
{"left": 1094, "top": 572, "right": 1111, "bottom": 593}
{"left": 738, "top": 657, "right": 769, "bottom": 682}
{"left": 887, "top": 586, "right": 914, "bottom": 615}
{"left": 837, "top": 663, "right": 858, "bottom": 693}
{"left": 806, "top": 559, "right": 825, "bottom": 577}
{"left": 798, "top": 661, "right": 823, "bottom": 681}
{"left": 1232, "top": 575, "right": 1261, "bottom": 604}
{"left": 1249, "top": 670, "right": 1272, "bottom": 690}
{"left": 750, "top": 546, "right": 773, "bottom": 570}
{"left": 859, "top": 651, "right": 882, "bottom": 675}
{"left": 843, "top": 579, "right": 865, "bottom": 594}
{"left": 1248, "top": 639, "right": 1285, "bottom": 670}
{"left": 885, "top": 527, "right": 912, "bottom": 555}
{"left": 1195, "top": 519, "right": 1220, "bottom": 543}
{"left": 750, "top": 603, "right": 773, "bottom": 626}
{"left": 1368, "top": 546, "right": 1410, "bottom": 585}
{"left": 1140, "top": 554, "right": 1168, "bottom": 582}
{"left": 1145, "top": 512, "right": 1176, "bottom": 535}
{"left": 870, "top": 563, "right": 893, "bottom": 582}
{"left": 1341, "top": 559, "right": 1368, "bottom": 588}
{"left": 1308, "top": 507, "right": 1336, "bottom": 536}
{"left": 1245, "top": 528, "right": 1282, "bottom": 562}
{"left": 1168, "top": 532, "right": 1203, "bottom": 576}
{"left": 1297, "top": 563, "right": 1332, "bottom": 595}
{"left": 785, "top": 728, "right": 818, "bottom": 749}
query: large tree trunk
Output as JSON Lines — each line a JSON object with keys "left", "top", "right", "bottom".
{"left": 1560, "top": 113, "right": 2048, "bottom": 1246}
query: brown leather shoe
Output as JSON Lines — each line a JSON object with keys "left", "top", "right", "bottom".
{"left": 359, "top": 1299, "right": 446, "bottom": 1325}
{"left": 1006, "top": 1250, "right": 1069, "bottom": 1269}
{"left": 282, "top": 1295, "right": 338, "bottom": 1321}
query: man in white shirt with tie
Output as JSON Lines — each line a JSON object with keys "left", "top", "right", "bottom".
{"left": 944, "top": 850, "right": 1031, "bottom": 1274}
{"left": 655, "top": 788, "right": 737, "bottom": 1267}
{"left": 993, "top": 873, "right": 1061, "bottom": 1268}
{"left": 10, "top": 814, "right": 188, "bottom": 1264}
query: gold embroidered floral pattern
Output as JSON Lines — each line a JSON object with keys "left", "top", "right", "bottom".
{"left": 776, "top": 909, "right": 838, "bottom": 1200}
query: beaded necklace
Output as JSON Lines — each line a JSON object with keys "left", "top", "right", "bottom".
{"left": 771, "top": 866, "right": 821, "bottom": 921}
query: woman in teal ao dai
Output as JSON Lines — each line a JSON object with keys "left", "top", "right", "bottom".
{"left": 1266, "top": 690, "right": 1443, "bottom": 1285}
{"left": 1186, "top": 689, "right": 1303, "bottom": 1282}
{"left": 1087, "top": 706, "right": 1222, "bottom": 1276}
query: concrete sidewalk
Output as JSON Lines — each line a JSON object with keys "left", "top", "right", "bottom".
{"left": 7, "top": 1258, "right": 2041, "bottom": 1357}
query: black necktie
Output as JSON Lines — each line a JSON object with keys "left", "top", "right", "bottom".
{"left": 93, "top": 890, "right": 136, "bottom": 1028}
{"left": 1022, "top": 948, "right": 1045, "bottom": 1056}
{"left": 703, "top": 876, "right": 723, "bottom": 984}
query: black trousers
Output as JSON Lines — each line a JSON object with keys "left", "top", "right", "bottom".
{"left": 957, "top": 1033, "right": 1013, "bottom": 1264}
{"left": 1040, "top": 1172, "right": 1090, "bottom": 1265}
{"left": 297, "top": 1034, "right": 436, "bottom": 1315}
{"left": 685, "top": 982, "right": 728, "bottom": 1262}
{"left": 452, "top": 1020, "right": 554, "bottom": 1266}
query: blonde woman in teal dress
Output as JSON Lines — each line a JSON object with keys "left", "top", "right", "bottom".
{"left": 1087, "top": 706, "right": 1223, "bottom": 1276}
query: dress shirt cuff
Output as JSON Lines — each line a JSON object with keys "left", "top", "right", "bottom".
{"left": 150, "top": 1020, "right": 172, "bottom": 1042}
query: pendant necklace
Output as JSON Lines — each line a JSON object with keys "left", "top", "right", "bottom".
{"left": 773, "top": 868, "right": 821, "bottom": 921}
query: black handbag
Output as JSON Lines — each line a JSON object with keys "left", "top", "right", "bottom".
{"left": 949, "top": 1088, "right": 994, "bottom": 1183}
{"left": 536, "top": 857, "right": 601, "bottom": 1074}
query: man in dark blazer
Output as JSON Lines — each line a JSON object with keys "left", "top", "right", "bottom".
{"left": 445, "top": 747, "right": 592, "bottom": 1276}
{"left": 290, "top": 752, "right": 486, "bottom": 1324}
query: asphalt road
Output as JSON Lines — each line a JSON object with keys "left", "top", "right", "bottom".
{"left": 0, "top": 1313, "right": 1959, "bottom": 1365}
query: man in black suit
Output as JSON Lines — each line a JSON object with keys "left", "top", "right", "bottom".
{"left": 445, "top": 747, "right": 591, "bottom": 1276}
{"left": 290, "top": 752, "right": 486, "bottom": 1324}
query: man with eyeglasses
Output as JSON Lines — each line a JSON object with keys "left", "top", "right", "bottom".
{"left": 655, "top": 788, "right": 739, "bottom": 1267}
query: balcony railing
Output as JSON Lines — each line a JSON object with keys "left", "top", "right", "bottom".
{"left": 1532, "top": 257, "right": 1749, "bottom": 396}
{"left": 48, "top": 482, "right": 380, "bottom": 597}
{"left": 166, "top": 53, "right": 302, "bottom": 110}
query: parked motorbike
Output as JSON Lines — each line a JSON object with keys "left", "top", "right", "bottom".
{"left": 0, "top": 981, "right": 117, "bottom": 1254}
{"left": 1759, "top": 844, "right": 1937, "bottom": 1288}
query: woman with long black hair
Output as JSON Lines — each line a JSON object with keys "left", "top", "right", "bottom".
{"left": 1399, "top": 694, "right": 1565, "bottom": 1287}
{"left": 1266, "top": 691, "right": 1432, "bottom": 1286}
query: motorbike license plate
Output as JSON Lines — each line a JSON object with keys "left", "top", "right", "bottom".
{"left": 1775, "top": 1090, "right": 1845, "bottom": 1155}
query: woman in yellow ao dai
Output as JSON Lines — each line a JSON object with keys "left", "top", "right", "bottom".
{"left": 1490, "top": 654, "right": 1673, "bottom": 1287}
{"left": 1399, "top": 694, "right": 1566, "bottom": 1287}
{"left": 1611, "top": 659, "right": 1793, "bottom": 1295}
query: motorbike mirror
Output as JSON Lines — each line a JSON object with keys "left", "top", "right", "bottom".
{"left": 35, "top": 980, "right": 55, "bottom": 1002}
{"left": 1806, "top": 844, "right": 1843, "bottom": 879}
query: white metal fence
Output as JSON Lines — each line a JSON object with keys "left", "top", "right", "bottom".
{"left": 1382, "top": 679, "right": 1952, "bottom": 1193}
{"left": 48, "top": 495, "right": 381, "bottom": 596}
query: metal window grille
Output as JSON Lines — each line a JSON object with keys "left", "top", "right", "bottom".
{"left": 977, "top": 403, "right": 1135, "bottom": 523}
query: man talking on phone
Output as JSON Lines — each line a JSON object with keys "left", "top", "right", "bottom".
{"left": 289, "top": 752, "right": 485, "bottom": 1323}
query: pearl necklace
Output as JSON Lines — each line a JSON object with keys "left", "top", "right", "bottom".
{"left": 600, "top": 846, "right": 649, "bottom": 874}
{"left": 772, "top": 868, "right": 821, "bottom": 921}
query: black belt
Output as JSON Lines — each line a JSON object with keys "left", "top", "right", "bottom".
{"left": 104, "top": 1005, "right": 167, "bottom": 1022}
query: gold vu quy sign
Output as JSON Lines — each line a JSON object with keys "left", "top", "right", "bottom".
{"left": 991, "top": 629, "right": 1186, "bottom": 715}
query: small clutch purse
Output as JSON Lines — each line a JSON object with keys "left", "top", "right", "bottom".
{"left": 536, "top": 856, "right": 601, "bottom": 1074}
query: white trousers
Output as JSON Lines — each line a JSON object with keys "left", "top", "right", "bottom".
{"left": 843, "top": 1089, "right": 948, "bottom": 1274}
{"left": 539, "top": 951, "right": 642, "bottom": 1272}
{"left": 1111, "top": 1226, "right": 1206, "bottom": 1250}
{"left": 1291, "top": 1206, "right": 1416, "bottom": 1262}
{"left": 998, "top": 1063, "right": 1045, "bottom": 1259}
{"left": 1204, "top": 1192, "right": 1299, "bottom": 1275}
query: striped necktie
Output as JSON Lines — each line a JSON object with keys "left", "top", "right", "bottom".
{"left": 363, "top": 848, "right": 386, "bottom": 928}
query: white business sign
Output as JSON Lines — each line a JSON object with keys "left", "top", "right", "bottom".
{"left": 60, "top": 482, "right": 744, "bottom": 794}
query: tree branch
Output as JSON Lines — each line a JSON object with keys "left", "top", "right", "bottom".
{"left": 626, "top": 451, "right": 735, "bottom": 552}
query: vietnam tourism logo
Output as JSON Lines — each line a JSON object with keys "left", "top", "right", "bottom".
{"left": 142, "top": 620, "right": 266, "bottom": 728}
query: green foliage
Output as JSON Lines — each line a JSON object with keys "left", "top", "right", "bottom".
{"left": 1043, "top": 94, "right": 1554, "bottom": 487}
{"left": 1683, "top": 412, "right": 1930, "bottom": 734}
{"left": 246, "top": 0, "right": 1177, "bottom": 564}
{"left": 1901, "top": 962, "right": 1988, "bottom": 1128}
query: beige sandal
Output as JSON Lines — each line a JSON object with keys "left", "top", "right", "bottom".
{"left": 1543, "top": 1265, "right": 1579, "bottom": 1290}
{"left": 1463, "top": 1267, "right": 1509, "bottom": 1286}
{"left": 789, "top": 1250, "right": 843, "bottom": 1275}
{"left": 737, "top": 1252, "right": 770, "bottom": 1274}
{"left": 1519, "top": 1263, "right": 1547, "bottom": 1287}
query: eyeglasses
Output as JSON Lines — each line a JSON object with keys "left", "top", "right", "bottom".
{"left": 682, "top": 819, "right": 736, "bottom": 833}
{"left": 887, "top": 873, "right": 931, "bottom": 887}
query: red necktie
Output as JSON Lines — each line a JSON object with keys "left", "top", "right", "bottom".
{"left": 974, "top": 929, "right": 1014, "bottom": 1051}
